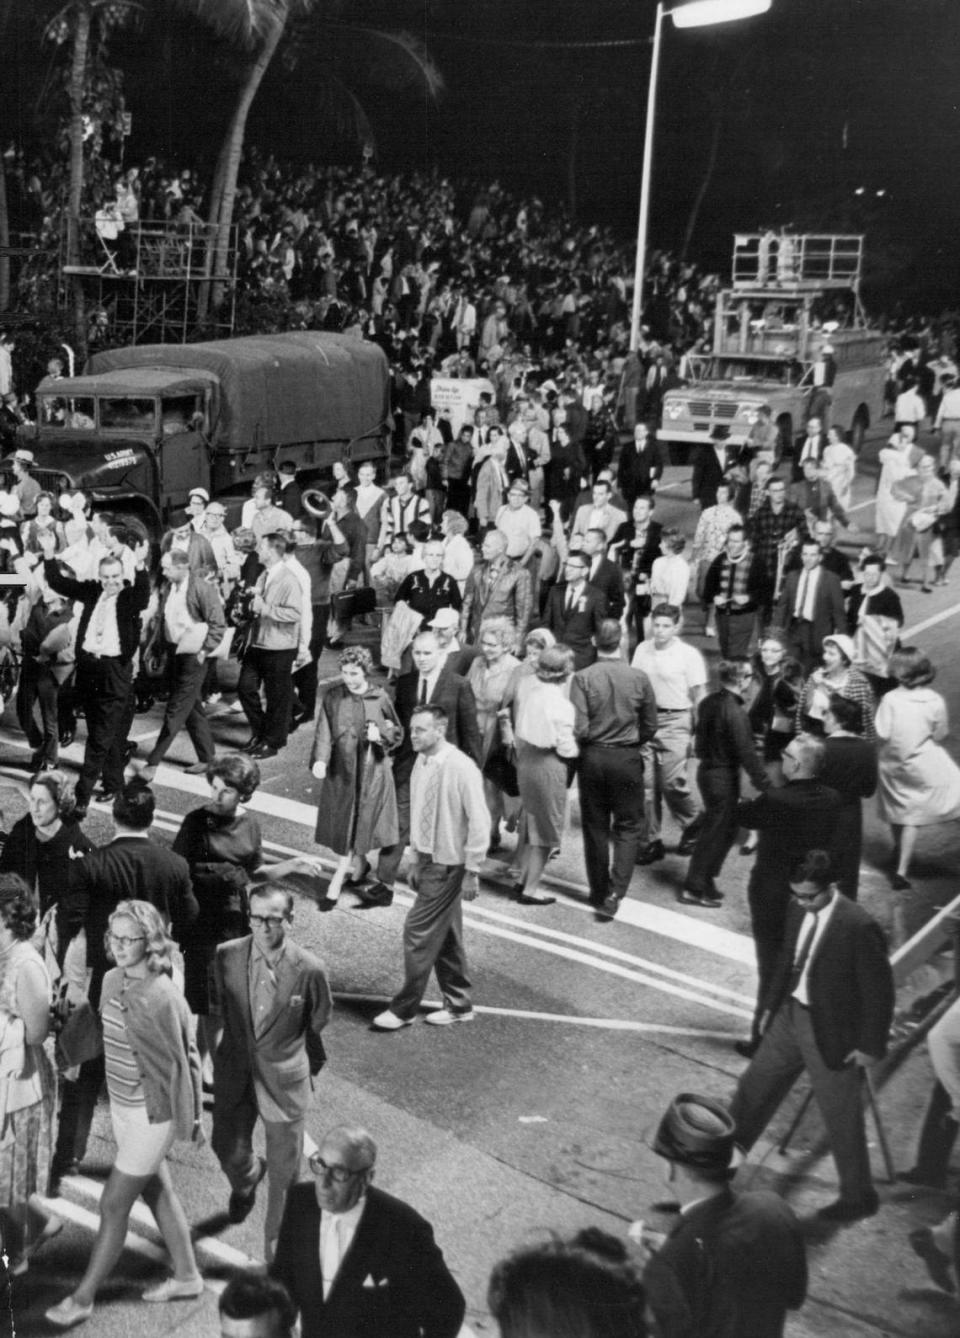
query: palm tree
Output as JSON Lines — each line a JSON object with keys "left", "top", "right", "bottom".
{"left": 173, "top": 1, "right": 442, "bottom": 318}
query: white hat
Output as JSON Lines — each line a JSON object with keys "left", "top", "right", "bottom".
{"left": 13, "top": 449, "right": 34, "bottom": 466}
{"left": 188, "top": 486, "right": 210, "bottom": 503}
{"left": 429, "top": 608, "right": 460, "bottom": 630}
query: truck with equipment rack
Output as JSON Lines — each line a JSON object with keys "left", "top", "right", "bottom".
{"left": 659, "top": 233, "right": 886, "bottom": 462}
{"left": 6, "top": 331, "right": 391, "bottom": 536}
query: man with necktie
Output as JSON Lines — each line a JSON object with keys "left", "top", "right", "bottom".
{"left": 271, "top": 1125, "right": 465, "bottom": 1338}
{"left": 372, "top": 704, "right": 488, "bottom": 1031}
{"left": 730, "top": 850, "right": 894, "bottom": 1223}
{"left": 776, "top": 537, "right": 846, "bottom": 673}
{"left": 791, "top": 414, "right": 827, "bottom": 481}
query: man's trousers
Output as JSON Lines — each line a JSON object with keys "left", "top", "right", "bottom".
{"left": 578, "top": 744, "right": 645, "bottom": 904}
{"left": 146, "top": 650, "right": 214, "bottom": 767}
{"left": 389, "top": 860, "right": 471, "bottom": 1019}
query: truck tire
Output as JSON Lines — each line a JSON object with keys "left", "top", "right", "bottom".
{"left": 850, "top": 409, "right": 869, "bottom": 455}
{"left": 667, "top": 441, "right": 691, "bottom": 466}
{"left": 776, "top": 414, "right": 794, "bottom": 460}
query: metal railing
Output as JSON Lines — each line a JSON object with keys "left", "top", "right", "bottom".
{"left": 732, "top": 232, "right": 864, "bottom": 290}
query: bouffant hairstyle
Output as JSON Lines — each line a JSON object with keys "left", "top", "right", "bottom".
{"left": 208, "top": 753, "right": 261, "bottom": 804}
{"left": 536, "top": 645, "right": 575, "bottom": 683}
{"left": 105, "top": 900, "right": 174, "bottom": 977}
{"left": 339, "top": 645, "right": 375, "bottom": 678}
{"left": 29, "top": 768, "right": 78, "bottom": 822}
{"left": 479, "top": 616, "right": 518, "bottom": 654}
{"left": 0, "top": 874, "right": 37, "bottom": 941}
{"left": 890, "top": 646, "right": 936, "bottom": 688}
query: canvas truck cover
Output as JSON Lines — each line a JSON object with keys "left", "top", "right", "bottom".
{"left": 85, "top": 332, "right": 390, "bottom": 455}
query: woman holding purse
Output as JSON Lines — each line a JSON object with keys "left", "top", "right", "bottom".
{"left": 46, "top": 900, "right": 204, "bottom": 1327}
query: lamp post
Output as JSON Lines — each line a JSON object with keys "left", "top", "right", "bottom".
{"left": 629, "top": 0, "right": 773, "bottom": 352}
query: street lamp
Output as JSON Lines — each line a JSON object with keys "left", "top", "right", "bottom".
{"left": 629, "top": 0, "right": 772, "bottom": 351}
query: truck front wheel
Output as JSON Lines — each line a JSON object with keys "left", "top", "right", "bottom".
{"left": 776, "top": 414, "right": 794, "bottom": 460}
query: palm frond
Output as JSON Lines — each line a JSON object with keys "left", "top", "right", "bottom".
{"left": 166, "top": 0, "right": 291, "bottom": 50}
{"left": 329, "top": 24, "right": 444, "bottom": 99}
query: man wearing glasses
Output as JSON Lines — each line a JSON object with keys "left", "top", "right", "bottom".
{"left": 213, "top": 887, "right": 332, "bottom": 1264}
{"left": 540, "top": 549, "right": 607, "bottom": 670}
{"left": 271, "top": 1125, "right": 465, "bottom": 1338}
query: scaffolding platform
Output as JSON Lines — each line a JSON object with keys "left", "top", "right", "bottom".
{"left": 60, "top": 217, "right": 238, "bottom": 345}
{"left": 731, "top": 232, "right": 864, "bottom": 293}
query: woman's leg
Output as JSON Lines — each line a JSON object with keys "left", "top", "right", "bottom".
{"left": 141, "top": 1162, "right": 200, "bottom": 1282}
{"left": 515, "top": 844, "right": 555, "bottom": 906}
{"left": 70, "top": 1168, "right": 151, "bottom": 1305}
{"left": 897, "top": 824, "right": 918, "bottom": 879}
{"left": 325, "top": 852, "right": 353, "bottom": 904}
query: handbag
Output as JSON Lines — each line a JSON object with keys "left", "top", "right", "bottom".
{"left": 54, "top": 997, "right": 102, "bottom": 1070}
{"left": 482, "top": 739, "right": 519, "bottom": 797}
{"left": 332, "top": 586, "right": 377, "bottom": 620}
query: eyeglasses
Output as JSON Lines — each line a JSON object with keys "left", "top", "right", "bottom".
{"left": 109, "top": 933, "right": 145, "bottom": 947}
{"left": 249, "top": 914, "right": 287, "bottom": 929}
{"left": 308, "top": 1154, "right": 370, "bottom": 1183}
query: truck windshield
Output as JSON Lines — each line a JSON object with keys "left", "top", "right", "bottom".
{"left": 100, "top": 397, "right": 156, "bottom": 431}
{"left": 38, "top": 394, "right": 96, "bottom": 429}
{"left": 160, "top": 394, "right": 203, "bottom": 436}
{"left": 702, "top": 358, "right": 804, "bottom": 385}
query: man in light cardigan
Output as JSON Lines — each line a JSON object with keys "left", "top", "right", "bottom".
{"left": 372, "top": 704, "right": 488, "bottom": 1031}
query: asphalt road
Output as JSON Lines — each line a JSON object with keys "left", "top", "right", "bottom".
{"left": 7, "top": 421, "right": 960, "bottom": 1337}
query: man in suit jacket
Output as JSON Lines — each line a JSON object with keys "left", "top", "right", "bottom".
{"left": 212, "top": 886, "right": 332, "bottom": 1263}
{"left": 473, "top": 441, "right": 509, "bottom": 529}
{"left": 41, "top": 532, "right": 151, "bottom": 814}
{"left": 578, "top": 527, "right": 625, "bottom": 619}
{"left": 691, "top": 430, "right": 738, "bottom": 509}
{"left": 238, "top": 532, "right": 303, "bottom": 759}
{"left": 460, "top": 530, "right": 532, "bottom": 643}
{"left": 617, "top": 422, "right": 666, "bottom": 508}
{"left": 775, "top": 537, "right": 848, "bottom": 672}
{"left": 642, "top": 1092, "right": 807, "bottom": 1338}
{"left": 787, "top": 457, "right": 849, "bottom": 528}
{"left": 737, "top": 736, "right": 840, "bottom": 1051}
{"left": 141, "top": 549, "right": 226, "bottom": 780}
{"left": 570, "top": 478, "right": 628, "bottom": 544}
{"left": 540, "top": 550, "right": 607, "bottom": 670}
{"left": 792, "top": 414, "right": 827, "bottom": 481}
{"left": 277, "top": 462, "right": 304, "bottom": 520}
{"left": 731, "top": 850, "right": 895, "bottom": 1222}
{"left": 272, "top": 1126, "right": 465, "bottom": 1338}
{"left": 363, "top": 630, "right": 481, "bottom": 907}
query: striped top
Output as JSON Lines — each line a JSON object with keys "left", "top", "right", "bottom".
{"left": 102, "top": 993, "right": 145, "bottom": 1107}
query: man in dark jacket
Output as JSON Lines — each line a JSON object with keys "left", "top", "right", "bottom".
{"left": 737, "top": 735, "right": 839, "bottom": 1052}
{"left": 271, "top": 1125, "right": 464, "bottom": 1338}
{"left": 731, "top": 850, "right": 895, "bottom": 1222}
{"left": 540, "top": 550, "right": 607, "bottom": 671}
{"left": 682, "top": 659, "right": 769, "bottom": 907}
{"left": 617, "top": 422, "right": 666, "bottom": 509}
{"left": 642, "top": 1092, "right": 807, "bottom": 1338}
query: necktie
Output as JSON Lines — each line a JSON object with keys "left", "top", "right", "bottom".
{"left": 565, "top": 586, "right": 575, "bottom": 613}
{"left": 322, "top": 1216, "right": 345, "bottom": 1298}
{"left": 790, "top": 914, "right": 819, "bottom": 994}
{"left": 418, "top": 676, "right": 428, "bottom": 706}
{"left": 794, "top": 571, "right": 809, "bottom": 619}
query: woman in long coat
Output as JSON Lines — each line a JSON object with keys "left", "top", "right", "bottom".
{"left": 311, "top": 646, "right": 402, "bottom": 908}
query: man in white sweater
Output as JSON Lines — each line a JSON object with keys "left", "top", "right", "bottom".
{"left": 372, "top": 704, "right": 488, "bottom": 1031}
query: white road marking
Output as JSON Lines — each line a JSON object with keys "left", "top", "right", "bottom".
{"left": 468, "top": 1004, "right": 740, "bottom": 1038}
{"left": 902, "top": 600, "right": 960, "bottom": 638}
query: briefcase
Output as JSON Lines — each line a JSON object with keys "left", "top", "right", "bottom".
{"left": 332, "top": 586, "right": 377, "bottom": 620}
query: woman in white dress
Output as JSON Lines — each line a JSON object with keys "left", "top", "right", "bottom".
{"left": 822, "top": 426, "right": 857, "bottom": 514}
{"left": 875, "top": 647, "right": 960, "bottom": 893}
{"left": 874, "top": 431, "right": 917, "bottom": 556}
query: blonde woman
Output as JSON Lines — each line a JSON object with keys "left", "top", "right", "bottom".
{"left": 46, "top": 901, "right": 203, "bottom": 1327}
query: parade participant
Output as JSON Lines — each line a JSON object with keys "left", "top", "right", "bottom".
{"left": 731, "top": 851, "right": 894, "bottom": 1224}
{"left": 570, "top": 620, "right": 657, "bottom": 919}
{"left": 237, "top": 532, "right": 302, "bottom": 760}
{"left": 775, "top": 538, "right": 847, "bottom": 674}
{"left": 213, "top": 886, "right": 332, "bottom": 1263}
{"left": 372, "top": 704, "right": 487, "bottom": 1030}
{"left": 702, "top": 524, "right": 765, "bottom": 658}
{"left": 540, "top": 549, "right": 606, "bottom": 671}
{"left": 796, "top": 633, "right": 877, "bottom": 743}
{"left": 460, "top": 529, "right": 532, "bottom": 644}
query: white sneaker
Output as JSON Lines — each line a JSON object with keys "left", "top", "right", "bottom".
{"left": 371, "top": 1010, "right": 412, "bottom": 1031}
{"left": 424, "top": 1008, "right": 475, "bottom": 1026}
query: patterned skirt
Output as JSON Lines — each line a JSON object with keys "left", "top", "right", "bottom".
{"left": 0, "top": 1040, "right": 57, "bottom": 1207}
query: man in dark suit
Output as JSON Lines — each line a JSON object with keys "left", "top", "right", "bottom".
{"left": 691, "top": 428, "right": 737, "bottom": 509}
{"left": 791, "top": 414, "right": 827, "bottom": 481}
{"left": 775, "top": 537, "right": 847, "bottom": 673}
{"left": 731, "top": 849, "right": 895, "bottom": 1222}
{"left": 42, "top": 532, "right": 151, "bottom": 814}
{"left": 617, "top": 422, "right": 666, "bottom": 509}
{"left": 213, "top": 886, "right": 332, "bottom": 1263}
{"left": 362, "top": 630, "right": 481, "bottom": 907}
{"left": 277, "top": 461, "right": 305, "bottom": 520}
{"left": 737, "top": 735, "right": 839, "bottom": 1053}
{"left": 272, "top": 1125, "right": 465, "bottom": 1338}
{"left": 540, "top": 550, "right": 607, "bottom": 670}
{"left": 579, "top": 527, "right": 625, "bottom": 619}
{"left": 642, "top": 1092, "right": 807, "bottom": 1338}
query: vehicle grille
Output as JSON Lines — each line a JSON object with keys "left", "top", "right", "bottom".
{"left": 684, "top": 400, "right": 738, "bottom": 419}
{"left": 33, "top": 469, "right": 67, "bottom": 494}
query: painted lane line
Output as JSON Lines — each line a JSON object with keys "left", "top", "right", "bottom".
{"left": 902, "top": 599, "right": 960, "bottom": 638}
{"left": 470, "top": 1004, "right": 740, "bottom": 1039}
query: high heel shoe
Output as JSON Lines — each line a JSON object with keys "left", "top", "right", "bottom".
{"left": 45, "top": 1296, "right": 94, "bottom": 1328}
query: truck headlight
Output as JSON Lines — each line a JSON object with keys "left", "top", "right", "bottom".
{"left": 664, "top": 401, "right": 685, "bottom": 420}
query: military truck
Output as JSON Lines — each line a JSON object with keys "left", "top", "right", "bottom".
{"left": 9, "top": 332, "right": 391, "bottom": 535}
{"left": 659, "top": 234, "right": 886, "bottom": 462}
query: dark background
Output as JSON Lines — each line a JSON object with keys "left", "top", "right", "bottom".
{"left": 6, "top": 0, "right": 959, "bottom": 307}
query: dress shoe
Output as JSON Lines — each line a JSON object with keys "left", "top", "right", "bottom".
{"left": 125, "top": 741, "right": 139, "bottom": 762}
{"left": 315, "top": 895, "right": 340, "bottom": 913}
{"left": 239, "top": 735, "right": 263, "bottom": 752}
{"left": 897, "top": 1167, "right": 947, "bottom": 1190}
{"left": 890, "top": 873, "right": 912, "bottom": 892}
{"left": 93, "top": 787, "right": 117, "bottom": 804}
{"left": 59, "top": 729, "right": 76, "bottom": 748}
{"left": 250, "top": 743, "right": 278, "bottom": 760}
{"left": 142, "top": 1274, "right": 205, "bottom": 1302}
{"left": 184, "top": 761, "right": 211, "bottom": 775}
{"left": 636, "top": 840, "right": 665, "bottom": 866}
{"left": 734, "top": 1038, "right": 760, "bottom": 1059}
{"left": 45, "top": 1297, "right": 94, "bottom": 1328}
{"left": 227, "top": 1155, "right": 267, "bottom": 1224}
{"left": 424, "top": 1007, "right": 475, "bottom": 1026}
{"left": 371, "top": 1009, "right": 412, "bottom": 1031}
{"left": 677, "top": 826, "right": 702, "bottom": 856}
{"left": 680, "top": 886, "right": 724, "bottom": 908}
{"left": 356, "top": 881, "right": 394, "bottom": 908}
{"left": 595, "top": 894, "right": 620, "bottom": 920}
{"left": 909, "top": 1226, "right": 957, "bottom": 1293}
{"left": 290, "top": 708, "right": 312, "bottom": 729}
{"left": 512, "top": 890, "right": 556, "bottom": 906}
{"left": 817, "top": 1192, "right": 879, "bottom": 1223}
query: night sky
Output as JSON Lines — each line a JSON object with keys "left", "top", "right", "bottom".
{"left": 5, "top": 0, "right": 960, "bottom": 307}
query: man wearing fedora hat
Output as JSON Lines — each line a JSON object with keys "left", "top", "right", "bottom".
{"left": 641, "top": 1091, "right": 807, "bottom": 1338}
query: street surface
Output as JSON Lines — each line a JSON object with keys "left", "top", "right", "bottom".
{"left": 6, "top": 422, "right": 960, "bottom": 1337}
